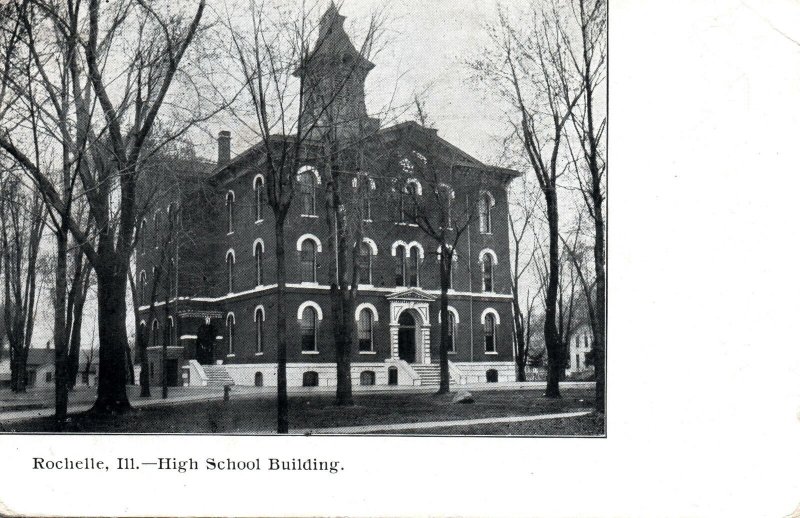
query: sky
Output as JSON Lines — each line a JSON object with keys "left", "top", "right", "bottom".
{"left": 217, "top": 0, "right": 511, "bottom": 165}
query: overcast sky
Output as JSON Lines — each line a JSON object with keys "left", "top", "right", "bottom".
{"left": 217, "top": 0, "right": 510, "bottom": 166}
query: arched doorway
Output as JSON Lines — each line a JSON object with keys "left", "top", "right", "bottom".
{"left": 398, "top": 310, "right": 417, "bottom": 363}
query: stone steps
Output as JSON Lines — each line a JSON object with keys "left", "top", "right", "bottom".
{"left": 202, "top": 365, "right": 235, "bottom": 386}
{"left": 411, "top": 364, "right": 443, "bottom": 386}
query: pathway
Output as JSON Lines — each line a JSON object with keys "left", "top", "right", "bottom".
{"left": 295, "top": 410, "right": 594, "bottom": 434}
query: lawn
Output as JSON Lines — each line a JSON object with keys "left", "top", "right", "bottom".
{"left": 1, "top": 387, "right": 603, "bottom": 435}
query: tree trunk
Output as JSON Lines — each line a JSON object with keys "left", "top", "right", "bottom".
{"left": 138, "top": 322, "right": 151, "bottom": 397}
{"left": 333, "top": 293, "right": 353, "bottom": 406}
{"left": 593, "top": 194, "right": 605, "bottom": 413}
{"left": 543, "top": 188, "right": 561, "bottom": 398}
{"left": 67, "top": 266, "right": 90, "bottom": 389}
{"left": 125, "top": 344, "right": 135, "bottom": 385}
{"left": 53, "top": 226, "right": 69, "bottom": 424}
{"left": 438, "top": 253, "right": 451, "bottom": 394}
{"left": 92, "top": 262, "right": 132, "bottom": 413}
{"left": 274, "top": 216, "right": 289, "bottom": 433}
{"left": 11, "top": 348, "right": 28, "bottom": 392}
{"left": 511, "top": 284, "right": 527, "bottom": 382}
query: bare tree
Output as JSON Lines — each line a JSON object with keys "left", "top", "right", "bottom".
{"left": 508, "top": 177, "right": 544, "bottom": 381}
{"left": 565, "top": 0, "right": 606, "bottom": 412}
{"left": 0, "top": 173, "right": 45, "bottom": 392}
{"left": 474, "top": 1, "right": 582, "bottom": 398}
{"left": 0, "top": 0, "right": 215, "bottom": 414}
{"left": 312, "top": 6, "right": 387, "bottom": 406}
{"left": 220, "top": 0, "right": 392, "bottom": 424}
{"left": 390, "top": 130, "right": 487, "bottom": 394}
{"left": 220, "top": 0, "right": 329, "bottom": 432}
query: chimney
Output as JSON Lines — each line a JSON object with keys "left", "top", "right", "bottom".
{"left": 217, "top": 130, "right": 231, "bottom": 166}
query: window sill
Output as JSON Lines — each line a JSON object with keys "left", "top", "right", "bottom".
{"left": 359, "top": 351, "right": 377, "bottom": 355}
{"left": 254, "top": 219, "right": 264, "bottom": 225}
{"left": 363, "top": 219, "right": 373, "bottom": 223}
{"left": 227, "top": 232, "right": 234, "bottom": 236}
{"left": 226, "top": 354, "right": 236, "bottom": 358}
{"left": 300, "top": 281, "right": 320, "bottom": 287}
{"left": 480, "top": 231, "right": 493, "bottom": 236}
{"left": 255, "top": 352, "right": 264, "bottom": 356}
{"left": 301, "top": 214, "right": 319, "bottom": 219}
{"left": 301, "top": 350, "right": 319, "bottom": 355}
{"left": 395, "top": 222, "right": 419, "bottom": 227}
{"left": 484, "top": 351, "right": 498, "bottom": 355}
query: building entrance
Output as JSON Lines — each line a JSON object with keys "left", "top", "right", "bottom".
{"left": 398, "top": 310, "right": 417, "bottom": 363}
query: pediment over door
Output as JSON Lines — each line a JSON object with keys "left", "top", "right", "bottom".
{"left": 386, "top": 287, "right": 436, "bottom": 303}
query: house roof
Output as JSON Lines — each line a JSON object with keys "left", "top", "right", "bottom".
{"left": 27, "top": 348, "right": 55, "bottom": 366}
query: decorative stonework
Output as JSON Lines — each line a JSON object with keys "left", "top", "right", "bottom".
{"left": 387, "top": 289, "right": 434, "bottom": 364}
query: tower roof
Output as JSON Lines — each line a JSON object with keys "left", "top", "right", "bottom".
{"left": 307, "top": 3, "right": 374, "bottom": 71}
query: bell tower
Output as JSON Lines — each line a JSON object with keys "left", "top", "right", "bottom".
{"left": 296, "top": 3, "right": 380, "bottom": 141}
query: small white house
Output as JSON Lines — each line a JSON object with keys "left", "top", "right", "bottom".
{"left": 566, "top": 324, "right": 594, "bottom": 375}
{"left": 0, "top": 348, "right": 98, "bottom": 388}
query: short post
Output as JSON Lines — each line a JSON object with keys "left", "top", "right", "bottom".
{"left": 223, "top": 384, "right": 231, "bottom": 402}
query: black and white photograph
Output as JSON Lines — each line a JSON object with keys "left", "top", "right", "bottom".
{"left": 0, "top": 0, "right": 605, "bottom": 436}
{"left": 2, "top": 0, "right": 800, "bottom": 516}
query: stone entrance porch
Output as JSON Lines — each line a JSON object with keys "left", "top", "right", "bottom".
{"left": 387, "top": 288, "right": 436, "bottom": 364}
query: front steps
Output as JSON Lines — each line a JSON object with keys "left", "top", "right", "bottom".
{"left": 203, "top": 364, "right": 235, "bottom": 386}
{"left": 410, "top": 363, "right": 459, "bottom": 386}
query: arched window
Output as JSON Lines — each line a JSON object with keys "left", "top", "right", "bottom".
{"left": 358, "top": 242, "right": 372, "bottom": 285}
{"left": 167, "top": 316, "right": 175, "bottom": 347}
{"left": 302, "top": 371, "right": 319, "bottom": 387}
{"left": 153, "top": 211, "right": 161, "bottom": 248}
{"left": 479, "top": 192, "right": 492, "bottom": 233}
{"left": 409, "top": 246, "right": 420, "bottom": 287}
{"left": 254, "top": 241, "right": 263, "bottom": 286}
{"left": 445, "top": 310, "right": 457, "bottom": 353}
{"left": 357, "top": 309, "right": 373, "bottom": 352}
{"left": 226, "top": 191, "right": 235, "bottom": 233}
{"left": 226, "top": 251, "right": 235, "bottom": 293}
{"left": 138, "top": 271, "right": 147, "bottom": 305}
{"left": 394, "top": 245, "right": 406, "bottom": 286}
{"left": 300, "top": 306, "right": 317, "bottom": 352}
{"left": 255, "top": 307, "right": 264, "bottom": 353}
{"left": 254, "top": 372, "right": 263, "bottom": 387}
{"left": 360, "top": 370, "right": 376, "bottom": 386}
{"left": 226, "top": 313, "right": 235, "bottom": 355}
{"left": 254, "top": 176, "right": 264, "bottom": 221}
{"left": 151, "top": 320, "right": 160, "bottom": 348}
{"left": 299, "top": 170, "right": 315, "bottom": 215}
{"left": 481, "top": 254, "right": 493, "bottom": 292}
{"left": 300, "top": 239, "right": 316, "bottom": 282}
{"left": 484, "top": 313, "right": 496, "bottom": 352}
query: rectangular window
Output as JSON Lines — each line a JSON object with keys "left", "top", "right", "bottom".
{"left": 301, "top": 329, "right": 316, "bottom": 352}
{"left": 358, "top": 317, "right": 372, "bottom": 352}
